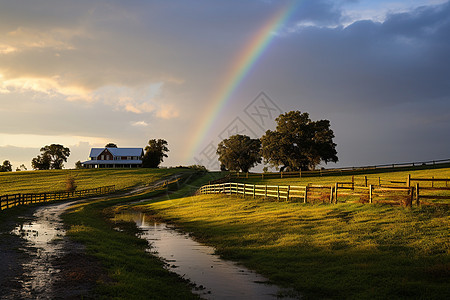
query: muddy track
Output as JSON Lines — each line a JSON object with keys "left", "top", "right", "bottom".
{"left": 0, "top": 175, "right": 181, "bottom": 299}
{"left": 0, "top": 200, "right": 104, "bottom": 299}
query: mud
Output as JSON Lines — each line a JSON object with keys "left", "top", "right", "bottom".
{"left": 0, "top": 201, "right": 104, "bottom": 299}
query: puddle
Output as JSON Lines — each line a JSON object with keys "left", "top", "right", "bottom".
{"left": 117, "top": 211, "right": 299, "bottom": 299}
{"left": 8, "top": 201, "right": 76, "bottom": 299}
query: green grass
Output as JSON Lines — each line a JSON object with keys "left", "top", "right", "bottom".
{"left": 138, "top": 194, "right": 450, "bottom": 299}
{"left": 61, "top": 170, "right": 225, "bottom": 299}
{"left": 234, "top": 167, "right": 450, "bottom": 205}
{"left": 238, "top": 167, "right": 450, "bottom": 187}
{"left": 0, "top": 168, "right": 190, "bottom": 195}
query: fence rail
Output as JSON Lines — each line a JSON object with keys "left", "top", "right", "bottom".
{"left": 0, "top": 185, "right": 116, "bottom": 211}
{"left": 198, "top": 178, "right": 450, "bottom": 206}
{"left": 230, "top": 158, "right": 450, "bottom": 179}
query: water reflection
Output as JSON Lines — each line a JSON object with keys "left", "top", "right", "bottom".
{"left": 118, "top": 211, "right": 298, "bottom": 299}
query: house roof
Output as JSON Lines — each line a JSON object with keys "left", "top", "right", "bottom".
{"left": 89, "top": 147, "right": 144, "bottom": 158}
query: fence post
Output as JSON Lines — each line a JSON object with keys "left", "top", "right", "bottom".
{"left": 415, "top": 183, "right": 420, "bottom": 206}
{"left": 287, "top": 185, "right": 290, "bottom": 201}
{"left": 280, "top": 171, "right": 283, "bottom": 179}
{"left": 265, "top": 185, "right": 268, "bottom": 198}
{"left": 299, "top": 170, "right": 301, "bottom": 178}
{"left": 246, "top": 172, "right": 249, "bottom": 179}
{"left": 334, "top": 183, "right": 338, "bottom": 204}
{"left": 244, "top": 184, "right": 246, "bottom": 197}
{"left": 408, "top": 187, "right": 414, "bottom": 207}
{"left": 330, "top": 186, "right": 334, "bottom": 203}
{"left": 365, "top": 176, "right": 368, "bottom": 187}
{"left": 277, "top": 185, "right": 280, "bottom": 201}
{"left": 432, "top": 176, "right": 434, "bottom": 188}
{"left": 253, "top": 185, "right": 256, "bottom": 199}
{"left": 369, "top": 185, "right": 373, "bottom": 204}
{"left": 406, "top": 174, "right": 411, "bottom": 187}
{"left": 304, "top": 185, "right": 308, "bottom": 203}
{"left": 352, "top": 176, "right": 354, "bottom": 190}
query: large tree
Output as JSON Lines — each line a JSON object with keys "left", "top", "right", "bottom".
{"left": 142, "top": 139, "right": 169, "bottom": 168}
{"left": 261, "top": 111, "right": 338, "bottom": 171}
{"left": 0, "top": 160, "right": 12, "bottom": 172}
{"left": 217, "top": 134, "right": 262, "bottom": 172}
{"left": 31, "top": 144, "right": 70, "bottom": 170}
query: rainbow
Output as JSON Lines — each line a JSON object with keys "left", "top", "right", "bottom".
{"left": 185, "top": 1, "right": 298, "bottom": 164}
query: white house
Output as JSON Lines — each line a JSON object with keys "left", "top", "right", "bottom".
{"left": 81, "top": 147, "right": 144, "bottom": 168}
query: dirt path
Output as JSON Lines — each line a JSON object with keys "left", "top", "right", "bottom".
{"left": 0, "top": 175, "right": 181, "bottom": 299}
{"left": 0, "top": 200, "right": 103, "bottom": 299}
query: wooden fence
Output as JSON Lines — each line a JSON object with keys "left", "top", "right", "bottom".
{"left": 230, "top": 158, "right": 450, "bottom": 179}
{"left": 198, "top": 179, "right": 450, "bottom": 206}
{"left": 0, "top": 185, "right": 116, "bottom": 211}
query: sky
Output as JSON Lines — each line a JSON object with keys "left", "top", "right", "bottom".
{"left": 0, "top": 0, "right": 449, "bottom": 171}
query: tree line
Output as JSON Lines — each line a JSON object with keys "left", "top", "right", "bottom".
{"left": 1, "top": 110, "right": 337, "bottom": 173}
{"left": 217, "top": 110, "right": 338, "bottom": 172}
{"left": 0, "top": 139, "right": 170, "bottom": 172}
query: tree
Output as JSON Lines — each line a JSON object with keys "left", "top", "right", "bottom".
{"left": 105, "top": 143, "right": 118, "bottom": 148}
{"left": 216, "top": 134, "right": 262, "bottom": 172}
{"left": 15, "top": 164, "right": 27, "bottom": 172}
{"left": 32, "top": 154, "right": 51, "bottom": 170}
{"left": 0, "top": 160, "right": 12, "bottom": 172}
{"left": 142, "top": 139, "right": 169, "bottom": 168}
{"left": 31, "top": 144, "right": 70, "bottom": 170}
{"left": 75, "top": 160, "right": 83, "bottom": 169}
{"left": 261, "top": 111, "right": 338, "bottom": 171}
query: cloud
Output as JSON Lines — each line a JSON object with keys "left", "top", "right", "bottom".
{"left": 156, "top": 104, "right": 180, "bottom": 120}
{"left": 256, "top": 1, "right": 450, "bottom": 112}
{"left": 130, "top": 121, "right": 149, "bottom": 127}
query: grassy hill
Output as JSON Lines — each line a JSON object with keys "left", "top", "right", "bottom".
{"left": 0, "top": 168, "right": 192, "bottom": 195}
{"left": 134, "top": 166, "right": 450, "bottom": 299}
{"left": 234, "top": 166, "right": 450, "bottom": 187}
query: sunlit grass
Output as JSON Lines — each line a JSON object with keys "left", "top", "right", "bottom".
{"left": 239, "top": 167, "right": 450, "bottom": 188}
{"left": 0, "top": 168, "right": 188, "bottom": 195}
{"left": 62, "top": 173, "right": 204, "bottom": 299}
{"left": 139, "top": 194, "right": 450, "bottom": 299}
{"left": 61, "top": 171, "right": 223, "bottom": 299}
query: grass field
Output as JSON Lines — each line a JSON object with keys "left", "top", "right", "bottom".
{"left": 139, "top": 194, "right": 450, "bottom": 299}
{"left": 230, "top": 167, "right": 450, "bottom": 205}
{"left": 2, "top": 166, "right": 449, "bottom": 299}
{"left": 61, "top": 170, "right": 224, "bottom": 299}
{"left": 236, "top": 167, "right": 450, "bottom": 188}
{"left": 0, "top": 168, "right": 192, "bottom": 195}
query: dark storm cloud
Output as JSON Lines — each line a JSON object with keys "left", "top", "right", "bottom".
{"left": 260, "top": 1, "right": 450, "bottom": 112}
